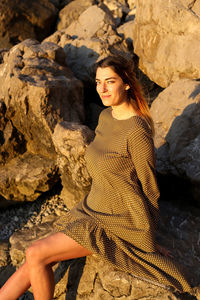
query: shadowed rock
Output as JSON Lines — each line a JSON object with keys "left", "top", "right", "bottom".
{"left": 151, "top": 79, "right": 200, "bottom": 204}
{"left": 45, "top": 5, "right": 131, "bottom": 83}
{"left": 0, "top": 0, "right": 58, "bottom": 48}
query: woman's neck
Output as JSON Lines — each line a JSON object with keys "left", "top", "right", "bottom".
{"left": 111, "top": 102, "right": 138, "bottom": 120}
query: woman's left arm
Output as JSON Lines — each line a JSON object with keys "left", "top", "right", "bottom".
{"left": 128, "top": 118, "right": 160, "bottom": 227}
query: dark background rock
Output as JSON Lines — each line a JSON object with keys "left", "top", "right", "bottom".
{"left": 0, "top": 0, "right": 58, "bottom": 48}
{"left": 151, "top": 79, "right": 200, "bottom": 206}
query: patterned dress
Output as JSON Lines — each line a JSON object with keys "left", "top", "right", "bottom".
{"left": 55, "top": 106, "right": 191, "bottom": 293}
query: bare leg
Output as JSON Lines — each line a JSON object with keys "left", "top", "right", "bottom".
{"left": 0, "top": 262, "right": 31, "bottom": 300}
{"left": 0, "top": 232, "right": 92, "bottom": 300}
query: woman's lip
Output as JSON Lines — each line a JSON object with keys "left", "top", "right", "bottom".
{"left": 101, "top": 95, "right": 111, "bottom": 98}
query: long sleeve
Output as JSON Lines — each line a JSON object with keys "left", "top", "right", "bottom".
{"left": 127, "top": 118, "right": 160, "bottom": 229}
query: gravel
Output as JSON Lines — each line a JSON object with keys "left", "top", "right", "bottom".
{"left": 0, "top": 193, "right": 68, "bottom": 241}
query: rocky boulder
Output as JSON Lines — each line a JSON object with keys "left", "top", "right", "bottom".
{"left": 0, "top": 39, "right": 84, "bottom": 160}
{"left": 0, "top": 0, "right": 58, "bottom": 48}
{"left": 45, "top": 5, "right": 131, "bottom": 83}
{"left": 63, "top": 5, "right": 116, "bottom": 39}
{"left": 100, "top": 0, "right": 130, "bottom": 25}
{"left": 0, "top": 39, "right": 85, "bottom": 206}
{"left": 57, "top": 0, "right": 96, "bottom": 30}
{"left": 133, "top": 0, "right": 200, "bottom": 87}
{"left": 117, "top": 20, "right": 136, "bottom": 50}
{"left": 150, "top": 79, "right": 200, "bottom": 204}
{"left": 52, "top": 121, "right": 94, "bottom": 209}
{"left": 0, "top": 152, "right": 59, "bottom": 206}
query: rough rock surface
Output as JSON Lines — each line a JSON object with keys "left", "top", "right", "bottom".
{"left": 0, "top": 0, "right": 58, "bottom": 48}
{"left": 101, "top": 0, "right": 129, "bottom": 25}
{"left": 125, "top": 7, "right": 136, "bottom": 22}
{"left": 52, "top": 121, "right": 94, "bottom": 209}
{"left": 127, "top": 0, "right": 136, "bottom": 10}
{"left": 0, "top": 39, "right": 84, "bottom": 160}
{"left": 0, "top": 39, "right": 85, "bottom": 206}
{"left": 117, "top": 20, "right": 136, "bottom": 49}
{"left": 57, "top": 0, "right": 96, "bottom": 30}
{"left": 0, "top": 241, "right": 9, "bottom": 267}
{"left": 0, "top": 101, "right": 26, "bottom": 166}
{"left": 0, "top": 153, "right": 59, "bottom": 206}
{"left": 63, "top": 5, "right": 116, "bottom": 39}
{"left": 45, "top": 5, "right": 131, "bottom": 82}
{"left": 150, "top": 79, "right": 200, "bottom": 203}
{"left": 133, "top": 0, "right": 200, "bottom": 87}
{"left": 181, "top": 0, "right": 200, "bottom": 16}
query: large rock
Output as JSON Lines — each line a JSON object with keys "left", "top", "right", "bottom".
{"left": 45, "top": 5, "right": 130, "bottom": 82}
{"left": 0, "top": 152, "right": 59, "bottom": 206}
{"left": 0, "top": 39, "right": 84, "bottom": 160}
{"left": 133, "top": 0, "right": 200, "bottom": 87}
{"left": 57, "top": 0, "right": 96, "bottom": 30}
{"left": 52, "top": 121, "right": 94, "bottom": 209}
{"left": 0, "top": 39, "right": 85, "bottom": 206}
{"left": 0, "top": 0, "right": 58, "bottom": 48}
{"left": 150, "top": 79, "right": 200, "bottom": 203}
{"left": 100, "top": 0, "right": 129, "bottom": 25}
{"left": 63, "top": 5, "right": 116, "bottom": 40}
{"left": 117, "top": 20, "right": 136, "bottom": 49}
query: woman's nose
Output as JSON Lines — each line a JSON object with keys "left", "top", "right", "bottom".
{"left": 98, "top": 83, "right": 107, "bottom": 93}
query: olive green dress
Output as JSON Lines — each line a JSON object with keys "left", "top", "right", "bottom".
{"left": 55, "top": 107, "right": 191, "bottom": 293}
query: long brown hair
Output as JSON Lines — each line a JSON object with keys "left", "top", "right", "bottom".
{"left": 95, "top": 55, "right": 154, "bottom": 135}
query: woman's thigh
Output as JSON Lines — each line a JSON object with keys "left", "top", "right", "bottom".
{"left": 26, "top": 232, "right": 92, "bottom": 265}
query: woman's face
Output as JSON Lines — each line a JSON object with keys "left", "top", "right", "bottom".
{"left": 95, "top": 67, "right": 129, "bottom": 107}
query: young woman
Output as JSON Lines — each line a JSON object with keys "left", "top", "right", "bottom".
{"left": 0, "top": 55, "right": 192, "bottom": 300}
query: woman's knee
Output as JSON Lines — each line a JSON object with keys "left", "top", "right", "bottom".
{"left": 25, "top": 238, "right": 48, "bottom": 267}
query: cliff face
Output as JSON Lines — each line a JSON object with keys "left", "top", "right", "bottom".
{"left": 0, "top": 0, "right": 200, "bottom": 299}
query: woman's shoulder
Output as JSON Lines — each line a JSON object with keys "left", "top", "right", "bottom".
{"left": 98, "top": 107, "right": 111, "bottom": 122}
{"left": 128, "top": 116, "right": 153, "bottom": 138}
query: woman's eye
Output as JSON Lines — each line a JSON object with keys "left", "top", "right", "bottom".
{"left": 107, "top": 81, "right": 115, "bottom": 84}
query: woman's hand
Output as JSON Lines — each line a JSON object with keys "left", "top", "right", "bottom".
{"left": 155, "top": 243, "right": 173, "bottom": 258}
